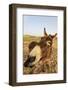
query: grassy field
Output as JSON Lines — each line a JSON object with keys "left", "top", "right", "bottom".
{"left": 23, "top": 35, "right": 57, "bottom": 74}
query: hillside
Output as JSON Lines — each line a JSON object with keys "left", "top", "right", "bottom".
{"left": 23, "top": 35, "right": 41, "bottom": 42}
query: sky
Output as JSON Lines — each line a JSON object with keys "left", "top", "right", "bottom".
{"left": 23, "top": 15, "right": 57, "bottom": 36}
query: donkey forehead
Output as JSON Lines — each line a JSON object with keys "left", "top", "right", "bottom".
{"left": 41, "top": 36, "right": 52, "bottom": 41}
{"left": 46, "top": 37, "right": 52, "bottom": 41}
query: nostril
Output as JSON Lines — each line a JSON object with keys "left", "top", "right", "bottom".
{"left": 24, "top": 60, "right": 29, "bottom": 67}
{"left": 24, "top": 56, "right": 36, "bottom": 67}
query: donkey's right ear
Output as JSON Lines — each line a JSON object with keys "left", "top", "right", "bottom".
{"left": 44, "top": 28, "right": 48, "bottom": 36}
{"left": 49, "top": 33, "right": 57, "bottom": 39}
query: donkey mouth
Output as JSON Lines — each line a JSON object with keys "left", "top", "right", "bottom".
{"left": 24, "top": 56, "right": 36, "bottom": 67}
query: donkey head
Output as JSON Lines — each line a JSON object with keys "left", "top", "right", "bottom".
{"left": 40, "top": 28, "right": 57, "bottom": 48}
{"left": 39, "top": 28, "right": 57, "bottom": 58}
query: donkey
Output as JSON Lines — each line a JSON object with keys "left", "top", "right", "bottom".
{"left": 24, "top": 28, "right": 57, "bottom": 68}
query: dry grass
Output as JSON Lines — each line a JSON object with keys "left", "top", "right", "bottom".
{"left": 23, "top": 35, "right": 57, "bottom": 74}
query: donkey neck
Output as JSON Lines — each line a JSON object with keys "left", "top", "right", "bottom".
{"left": 40, "top": 46, "right": 52, "bottom": 60}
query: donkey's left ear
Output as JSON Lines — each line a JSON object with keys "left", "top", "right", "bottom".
{"left": 49, "top": 33, "right": 57, "bottom": 39}
{"left": 44, "top": 28, "right": 48, "bottom": 36}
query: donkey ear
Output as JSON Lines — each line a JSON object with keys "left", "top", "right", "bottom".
{"left": 44, "top": 28, "right": 48, "bottom": 36}
{"left": 49, "top": 33, "right": 57, "bottom": 39}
